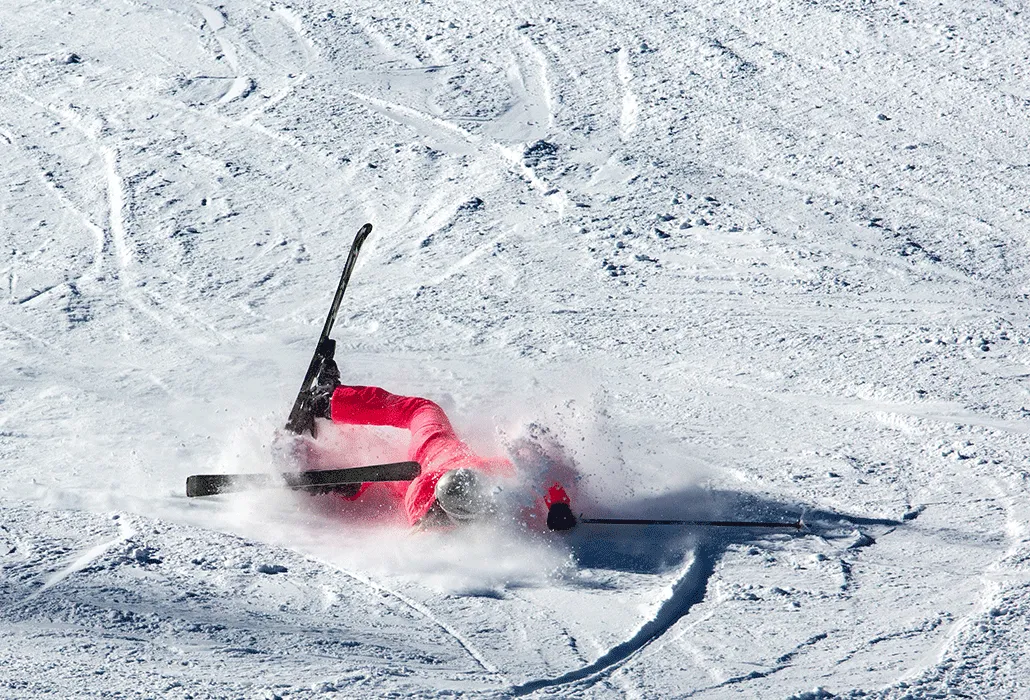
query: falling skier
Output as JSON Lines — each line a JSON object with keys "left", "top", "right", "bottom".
{"left": 301, "top": 352, "right": 578, "bottom": 530}
{"left": 186, "top": 223, "right": 796, "bottom": 532}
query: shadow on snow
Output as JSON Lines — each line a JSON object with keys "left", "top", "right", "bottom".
{"left": 509, "top": 485, "right": 900, "bottom": 696}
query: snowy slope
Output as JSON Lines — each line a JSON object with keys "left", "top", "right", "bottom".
{"left": 2, "top": 0, "right": 1030, "bottom": 697}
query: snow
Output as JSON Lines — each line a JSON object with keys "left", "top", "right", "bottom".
{"left": 2, "top": 0, "right": 1029, "bottom": 697}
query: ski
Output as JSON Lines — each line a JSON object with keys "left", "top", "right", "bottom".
{"left": 285, "top": 222, "right": 373, "bottom": 437}
{"left": 579, "top": 517, "right": 802, "bottom": 529}
{"left": 186, "top": 460, "right": 421, "bottom": 498}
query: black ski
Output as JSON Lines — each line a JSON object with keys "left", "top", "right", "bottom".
{"left": 186, "top": 461, "right": 421, "bottom": 498}
{"left": 285, "top": 223, "right": 372, "bottom": 436}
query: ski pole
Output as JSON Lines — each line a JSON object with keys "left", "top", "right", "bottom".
{"left": 579, "top": 517, "right": 803, "bottom": 529}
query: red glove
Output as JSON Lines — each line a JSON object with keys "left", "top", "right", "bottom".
{"left": 545, "top": 483, "right": 576, "bottom": 531}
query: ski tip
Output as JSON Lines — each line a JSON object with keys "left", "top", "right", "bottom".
{"left": 348, "top": 223, "right": 372, "bottom": 251}
{"left": 185, "top": 473, "right": 236, "bottom": 497}
{"left": 185, "top": 475, "right": 207, "bottom": 498}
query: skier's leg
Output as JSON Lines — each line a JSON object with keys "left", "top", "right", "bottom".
{"left": 329, "top": 385, "right": 512, "bottom": 526}
{"left": 330, "top": 385, "right": 437, "bottom": 429}
{"left": 329, "top": 385, "right": 459, "bottom": 461}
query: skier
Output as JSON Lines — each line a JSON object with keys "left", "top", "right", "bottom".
{"left": 304, "top": 356, "right": 576, "bottom": 530}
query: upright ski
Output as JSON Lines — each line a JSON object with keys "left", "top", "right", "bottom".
{"left": 285, "top": 223, "right": 372, "bottom": 436}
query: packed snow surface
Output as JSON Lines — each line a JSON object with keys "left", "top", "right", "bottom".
{"left": 2, "top": 0, "right": 1030, "bottom": 697}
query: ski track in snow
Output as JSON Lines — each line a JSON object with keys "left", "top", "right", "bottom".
{"left": 340, "top": 567, "right": 501, "bottom": 676}
{"left": 511, "top": 548, "right": 716, "bottom": 695}
{"left": 514, "top": 34, "right": 556, "bottom": 132}
{"left": 2, "top": 92, "right": 201, "bottom": 352}
{"left": 28, "top": 518, "right": 136, "bottom": 599}
{"left": 615, "top": 47, "right": 638, "bottom": 140}
{"left": 341, "top": 87, "right": 567, "bottom": 213}
{"left": 194, "top": 4, "right": 252, "bottom": 105}
{"left": 101, "top": 147, "right": 131, "bottom": 271}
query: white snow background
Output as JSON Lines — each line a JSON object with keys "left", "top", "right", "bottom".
{"left": 2, "top": 0, "right": 1029, "bottom": 697}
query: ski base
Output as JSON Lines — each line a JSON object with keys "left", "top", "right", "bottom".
{"left": 186, "top": 461, "right": 421, "bottom": 498}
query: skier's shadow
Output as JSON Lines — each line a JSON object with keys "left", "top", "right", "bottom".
{"left": 565, "top": 485, "right": 899, "bottom": 575}
{"left": 510, "top": 487, "right": 901, "bottom": 696}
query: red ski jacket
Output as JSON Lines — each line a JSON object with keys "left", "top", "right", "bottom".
{"left": 329, "top": 385, "right": 514, "bottom": 524}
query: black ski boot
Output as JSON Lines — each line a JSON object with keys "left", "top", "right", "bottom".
{"left": 309, "top": 339, "right": 341, "bottom": 420}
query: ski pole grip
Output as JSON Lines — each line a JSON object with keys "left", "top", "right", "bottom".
{"left": 547, "top": 503, "right": 577, "bottom": 531}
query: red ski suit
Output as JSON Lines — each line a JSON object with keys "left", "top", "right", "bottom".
{"left": 329, "top": 385, "right": 514, "bottom": 525}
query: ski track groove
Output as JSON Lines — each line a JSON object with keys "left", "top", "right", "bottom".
{"left": 11, "top": 93, "right": 137, "bottom": 284}
{"left": 0, "top": 319, "right": 56, "bottom": 353}
{"left": 234, "top": 6, "right": 313, "bottom": 127}
{"left": 830, "top": 615, "right": 950, "bottom": 668}
{"left": 101, "top": 146, "right": 131, "bottom": 272}
{"left": 0, "top": 385, "right": 60, "bottom": 431}
{"left": 37, "top": 168, "right": 108, "bottom": 283}
{"left": 140, "top": 286, "right": 231, "bottom": 345}
{"left": 615, "top": 47, "right": 638, "bottom": 139}
{"left": 909, "top": 475, "right": 1029, "bottom": 685}
{"left": 509, "top": 548, "right": 716, "bottom": 696}
{"left": 427, "top": 229, "right": 509, "bottom": 287}
{"left": 341, "top": 87, "right": 566, "bottom": 213}
{"left": 708, "top": 157, "right": 1003, "bottom": 287}
{"left": 27, "top": 518, "right": 136, "bottom": 600}
{"left": 353, "top": 16, "right": 423, "bottom": 69}
{"left": 336, "top": 566, "right": 501, "bottom": 676}
{"left": 193, "top": 4, "right": 251, "bottom": 105}
{"left": 23, "top": 95, "right": 247, "bottom": 347}
{"left": 14, "top": 283, "right": 63, "bottom": 306}
{"left": 238, "top": 73, "right": 308, "bottom": 126}
{"left": 515, "top": 34, "right": 556, "bottom": 131}
{"left": 841, "top": 502, "right": 1023, "bottom": 693}
{"left": 0, "top": 120, "right": 104, "bottom": 289}
{"left": 274, "top": 4, "right": 317, "bottom": 57}
{"left": 507, "top": 589, "right": 590, "bottom": 668}
{"left": 151, "top": 95, "right": 309, "bottom": 155}
{"left": 12, "top": 93, "right": 237, "bottom": 349}
{"left": 680, "top": 632, "right": 831, "bottom": 696}
{"left": 5, "top": 92, "right": 109, "bottom": 288}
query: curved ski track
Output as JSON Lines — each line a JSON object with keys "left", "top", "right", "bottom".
{"left": 511, "top": 547, "right": 718, "bottom": 696}
{"left": 338, "top": 567, "right": 502, "bottom": 676}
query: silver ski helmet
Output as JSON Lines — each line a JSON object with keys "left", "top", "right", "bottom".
{"left": 434, "top": 468, "right": 493, "bottom": 522}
